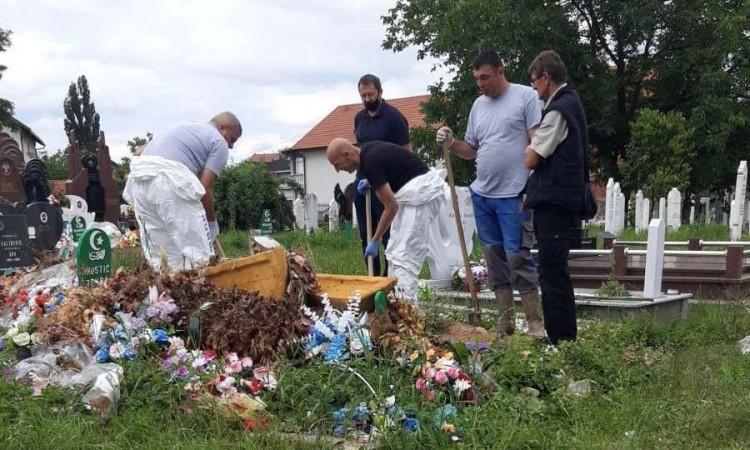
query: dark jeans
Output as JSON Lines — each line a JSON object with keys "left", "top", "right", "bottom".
{"left": 354, "top": 180, "right": 390, "bottom": 276}
{"left": 533, "top": 204, "right": 579, "bottom": 345}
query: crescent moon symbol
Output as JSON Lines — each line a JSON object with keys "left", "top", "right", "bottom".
{"left": 90, "top": 230, "right": 102, "bottom": 251}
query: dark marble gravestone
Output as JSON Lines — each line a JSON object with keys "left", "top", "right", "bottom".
{"left": 0, "top": 215, "right": 33, "bottom": 269}
{"left": 25, "top": 202, "right": 63, "bottom": 252}
{"left": 0, "top": 133, "right": 26, "bottom": 205}
{"left": 22, "top": 159, "right": 51, "bottom": 203}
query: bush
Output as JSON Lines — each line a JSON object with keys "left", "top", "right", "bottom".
{"left": 214, "top": 161, "right": 293, "bottom": 231}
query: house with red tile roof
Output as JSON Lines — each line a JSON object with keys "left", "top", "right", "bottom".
{"left": 283, "top": 95, "right": 430, "bottom": 205}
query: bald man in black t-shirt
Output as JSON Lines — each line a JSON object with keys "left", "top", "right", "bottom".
{"left": 327, "top": 138, "right": 447, "bottom": 300}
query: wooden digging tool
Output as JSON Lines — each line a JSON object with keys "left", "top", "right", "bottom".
{"left": 365, "top": 188, "right": 375, "bottom": 276}
{"left": 213, "top": 237, "right": 226, "bottom": 260}
{"left": 442, "top": 142, "right": 481, "bottom": 325}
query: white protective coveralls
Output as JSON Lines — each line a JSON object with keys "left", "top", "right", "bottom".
{"left": 123, "top": 156, "right": 213, "bottom": 272}
{"left": 384, "top": 169, "right": 448, "bottom": 300}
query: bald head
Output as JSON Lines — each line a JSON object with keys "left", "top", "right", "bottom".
{"left": 326, "top": 138, "right": 360, "bottom": 173}
{"left": 211, "top": 111, "right": 242, "bottom": 148}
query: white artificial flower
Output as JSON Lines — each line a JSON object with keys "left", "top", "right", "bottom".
{"left": 454, "top": 379, "right": 471, "bottom": 395}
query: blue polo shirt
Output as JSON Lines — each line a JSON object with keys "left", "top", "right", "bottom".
{"left": 353, "top": 101, "right": 410, "bottom": 145}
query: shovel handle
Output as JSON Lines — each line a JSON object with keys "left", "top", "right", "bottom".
{"left": 365, "top": 189, "right": 374, "bottom": 276}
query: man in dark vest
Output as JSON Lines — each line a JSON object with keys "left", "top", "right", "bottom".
{"left": 523, "top": 50, "right": 588, "bottom": 345}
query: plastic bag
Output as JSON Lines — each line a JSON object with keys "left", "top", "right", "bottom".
{"left": 80, "top": 363, "right": 123, "bottom": 421}
{"left": 9, "top": 260, "right": 76, "bottom": 296}
{"left": 90, "top": 222, "right": 123, "bottom": 248}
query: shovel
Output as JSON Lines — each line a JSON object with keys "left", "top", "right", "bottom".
{"left": 442, "top": 142, "right": 481, "bottom": 326}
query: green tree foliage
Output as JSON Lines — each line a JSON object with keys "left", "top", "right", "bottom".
{"left": 63, "top": 75, "right": 100, "bottom": 152}
{"left": 0, "top": 28, "right": 14, "bottom": 127}
{"left": 620, "top": 109, "right": 695, "bottom": 200}
{"left": 382, "top": 0, "right": 749, "bottom": 191}
{"left": 214, "top": 161, "right": 294, "bottom": 231}
{"left": 113, "top": 157, "right": 130, "bottom": 198}
{"left": 127, "top": 133, "right": 153, "bottom": 155}
{"left": 40, "top": 150, "right": 69, "bottom": 180}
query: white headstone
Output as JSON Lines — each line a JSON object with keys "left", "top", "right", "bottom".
{"left": 659, "top": 197, "right": 666, "bottom": 220}
{"left": 642, "top": 198, "right": 651, "bottom": 231}
{"left": 293, "top": 197, "right": 305, "bottom": 230}
{"left": 66, "top": 195, "right": 88, "bottom": 214}
{"left": 746, "top": 200, "right": 750, "bottom": 233}
{"left": 643, "top": 218, "right": 666, "bottom": 298}
{"left": 605, "top": 178, "right": 615, "bottom": 233}
{"left": 304, "top": 193, "right": 318, "bottom": 232}
{"left": 689, "top": 205, "right": 695, "bottom": 225}
{"left": 667, "top": 187, "right": 682, "bottom": 230}
{"left": 729, "top": 161, "right": 747, "bottom": 241}
{"left": 617, "top": 192, "right": 625, "bottom": 233}
{"left": 328, "top": 198, "right": 339, "bottom": 232}
{"left": 635, "top": 190, "right": 644, "bottom": 232}
{"left": 701, "top": 197, "right": 711, "bottom": 224}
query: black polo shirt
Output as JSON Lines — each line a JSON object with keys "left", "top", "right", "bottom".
{"left": 360, "top": 141, "right": 428, "bottom": 193}
{"left": 354, "top": 101, "right": 410, "bottom": 146}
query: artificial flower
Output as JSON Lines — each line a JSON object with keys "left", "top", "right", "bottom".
{"left": 12, "top": 332, "right": 31, "bottom": 347}
{"left": 435, "top": 370, "right": 449, "bottom": 385}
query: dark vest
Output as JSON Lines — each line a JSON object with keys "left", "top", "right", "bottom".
{"left": 524, "top": 85, "right": 588, "bottom": 212}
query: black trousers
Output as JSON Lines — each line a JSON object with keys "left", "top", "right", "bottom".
{"left": 354, "top": 183, "right": 390, "bottom": 276}
{"left": 533, "top": 204, "right": 578, "bottom": 345}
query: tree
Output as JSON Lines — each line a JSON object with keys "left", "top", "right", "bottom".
{"left": 40, "top": 150, "right": 69, "bottom": 180}
{"left": 214, "top": 161, "right": 294, "bottom": 231}
{"left": 113, "top": 157, "right": 130, "bottom": 199}
{"left": 63, "top": 75, "right": 100, "bottom": 152}
{"left": 127, "top": 132, "right": 153, "bottom": 155}
{"left": 620, "top": 109, "right": 696, "bottom": 200}
{"left": 381, "top": 0, "right": 747, "bottom": 191}
{"left": 0, "top": 28, "right": 14, "bottom": 127}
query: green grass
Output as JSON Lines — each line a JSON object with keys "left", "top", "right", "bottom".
{"left": 8, "top": 227, "right": 750, "bottom": 449}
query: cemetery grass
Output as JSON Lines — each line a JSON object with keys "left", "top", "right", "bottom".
{"left": 3, "top": 229, "right": 749, "bottom": 448}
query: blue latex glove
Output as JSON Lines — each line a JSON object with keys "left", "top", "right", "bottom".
{"left": 364, "top": 239, "right": 379, "bottom": 258}
{"left": 357, "top": 178, "right": 371, "bottom": 194}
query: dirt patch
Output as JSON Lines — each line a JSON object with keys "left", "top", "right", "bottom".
{"left": 436, "top": 322, "right": 496, "bottom": 345}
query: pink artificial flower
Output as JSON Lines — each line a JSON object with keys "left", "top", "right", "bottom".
{"left": 422, "top": 367, "right": 436, "bottom": 380}
{"left": 435, "top": 370, "right": 449, "bottom": 385}
{"left": 226, "top": 352, "right": 239, "bottom": 364}
{"left": 424, "top": 389, "right": 436, "bottom": 401}
{"left": 225, "top": 360, "right": 243, "bottom": 374}
{"left": 253, "top": 367, "right": 277, "bottom": 390}
{"left": 415, "top": 378, "right": 427, "bottom": 392}
{"left": 447, "top": 366, "right": 460, "bottom": 379}
{"left": 241, "top": 356, "right": 253, "bottom": 368}
{"left": 174, "top": 366, "right": 190, "bottom": 378}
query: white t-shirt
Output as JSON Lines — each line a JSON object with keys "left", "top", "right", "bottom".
{"left": 465, "top": 83, "right": 542, "bottom": 198}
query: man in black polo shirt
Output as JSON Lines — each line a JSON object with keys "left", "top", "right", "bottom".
{"left": 352, "top": 74, "right": 411, "bottom": 276}
{"left": 327, "top": 138, "right": 446, "bottom": 301}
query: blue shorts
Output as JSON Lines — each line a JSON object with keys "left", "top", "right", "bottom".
{"left": 470, "top": 190, "right": 531, "bottom": 252}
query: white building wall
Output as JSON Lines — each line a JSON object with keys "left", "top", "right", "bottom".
{"left": 302, "top": 149, "right": 355, "bottom": 205}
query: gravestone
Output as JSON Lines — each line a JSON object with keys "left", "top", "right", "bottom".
{"left": 729, "top": 160, "right": 747, "bottom": 241}
{"left": 0, "top": 215, "right": 33, "bottom": 269}
{"left": 0, "top": 203, "right": 21, "bottom": 216}
{"left": 713, "top": 198, "right": 723, "bottom": 224}
{"left": 659, "top": 197, "right": 666, "bottom": 220}
{"left": 701, "top": 197, "right": 711, "bottom": 224}
{"left": 304, "top": 193, "right": 318, "bottom": 232}
{"left": 70, "top": 215, "right": 88, "bottom": 242}
{"left": 260, "top": 209, "right": 273, "bottom": 236}
{"left": 635, "top": 190, "right": 644, "bottom": 232}
{"left": 0, "top": 133, "right": 27, "bottom": 205}
{"left": 643, "top": 218, "right": 666, "bottom": 298}
{"left": 642, "top": 198, "right": 651, "bottom": 231}
{"left": 76, "top": 227, "right": 112, "bottom": 287}
{"left": 328, "top": 198, "right": 339, "bottom": 232}
{"left": 617, "top": 192, "right": 625, "bottom": 233}
{"left": 689, "top": 205, "right": 695, "bottom": 225}
{"left": 605, "top": 178, "right": 615, "bottom": 233}
{"left": 64, "top": 131, "right": 119, "bottom": 223}
{"left": 67, "top": 195, "right": 88, "bottom": 214}
{"left": 25, "top": 202, "right": 63, "bottom": 252}
{"left": 667, "top": 188, "right": 682, "bottom": 230}
{"left": 293, "top": 196, "right": 305, "bottom": 230}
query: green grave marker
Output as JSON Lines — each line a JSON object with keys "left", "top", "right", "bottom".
{"left": 260, "top": 209, "right": 273, "bottom": 236}
{"left": 76, "top": 228, "right": 112, "bottom": 287}
{"left": 71, "top": 215, "right": 87, "bottom": 242}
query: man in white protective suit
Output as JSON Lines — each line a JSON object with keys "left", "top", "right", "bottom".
{"left": 326, "top": 137, "right": 447, "bottom": 300}
{"left": 123, "top": 112, "right": 242, "bottom": 272}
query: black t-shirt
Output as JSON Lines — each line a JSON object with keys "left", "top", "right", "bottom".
{"left": 359, "top": 141, "right": 428, "bottom": 193}
{"left": 354, "top": 101, "right": 410, "bottom": 145}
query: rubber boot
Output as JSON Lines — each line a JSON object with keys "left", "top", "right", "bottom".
{"left": 521, "top": 291, "right": 546, "bottom": 339}
{"left": 495, "top": 288, "right": 515, "bottom": 338}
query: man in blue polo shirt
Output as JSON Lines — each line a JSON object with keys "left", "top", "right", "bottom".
{"left": 353, "top": 73, "right": 411, "bottom": 276}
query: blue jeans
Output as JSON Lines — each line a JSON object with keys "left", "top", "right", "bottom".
{"left": 470, "top": 190, "right": 538, "bottom": 293}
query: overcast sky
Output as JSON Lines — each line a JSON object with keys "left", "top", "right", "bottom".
{"left": 0, "top": 0, "right": 447, "bottom": 164}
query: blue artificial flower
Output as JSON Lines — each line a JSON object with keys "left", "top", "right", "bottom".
{"left": 403, "top": 416, "right": 419, "bottom": 433}
{"left": 332, "top": 407, "right": 349, "bottom": 422}
{"left": 54, "top": 293, "right": 64, "bottom": 305}
{"left": 44, "top": 305, "right": 58, "bottom": 314}
{"left": 354, "top": 402, "right": 370, "bottom": 419}
{"left": 324, "top": 334, "right": 347, "bottom": 363}
{"left": 332, "top": 424, "right": 345, "bottom": 438}
{"left": 95, "top": 346, "right": 110, "bottom": 363}
{"left": 114, "top": 324, "right": 128, "bottom": 341}
{"left": 123, "top": 346, "right": 137, "bottom": 361}
{"left": 152, "top": 328, "right": 169, "bottom": 346}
